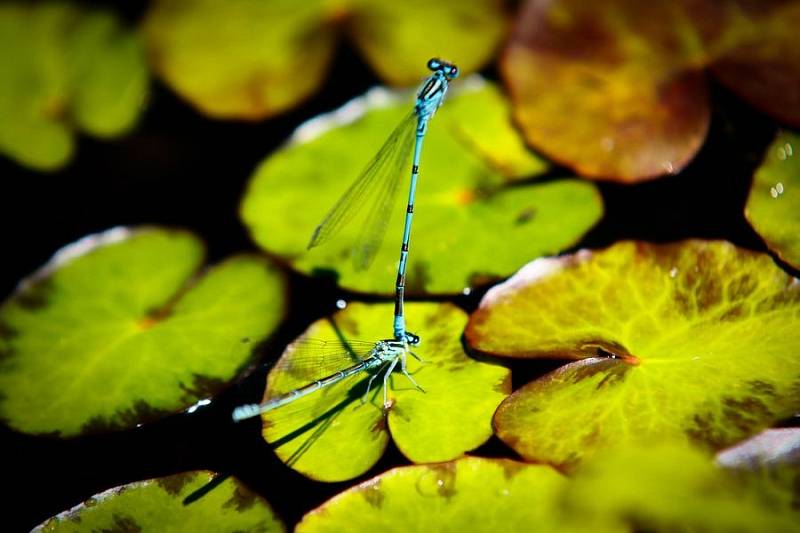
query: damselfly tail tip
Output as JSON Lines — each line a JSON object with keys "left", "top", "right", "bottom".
{"left": 232, "top": 404, "right": 261, "bottom": 422}
{"left": 307, "top": 228, "right": 321, "bottom": 250}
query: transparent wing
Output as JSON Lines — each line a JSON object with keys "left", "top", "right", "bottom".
{"left": 263, "top": 338, "right": 391, "bottom": 465}
{"left": 351, "top": 120, "right": 415, "bottom": 270}
{"left": 307, "top": 112, "right": 416, "bottom": 270}
{"left": 267, "top": 337, "right": 378, "bottom": 393}
{"left": 263, "top": 366, "right": 383, "bottom": 467}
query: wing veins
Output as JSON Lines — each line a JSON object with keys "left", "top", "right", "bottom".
{"left": 307, "top": 112, "right": 417, "bottom": 258}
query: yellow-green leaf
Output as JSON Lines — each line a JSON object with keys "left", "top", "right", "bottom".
{"left": 143, "top": 0, "right": 334, "bottom": 120}
{"left": 296, "top": 457, "right": 579, "bottom": 533}
{"left": 143, "top": 0, "right": 506, "bottom": 120}
{"left": 64, "top": 8, "right": 148, "bottom": 137}
{"left": 349, "top": 1, "right": 507, "bottom": 86}
{"left": 241, "top": 80, "right": 600, "bottom": 295}
{"left": 466, "top": 240, "right": 800, "bottom": 467}
{"left": 261, "top": 302, "right": 510, "bottom": 481}
{"left": 0, "top": 227, "right": 286, "bottom": 437}
{"left": 298, "top": 447, "right": 798, "bottom": 532}
{"left": 745, "top": 130, "right": 800, "bottom": 270}
{"left": 565, "top": 443, "right": 800, "bottom": 532}
{"left": 0, "top": 2, "right": 147, "bottom": 171}
{"left": 33, "top": 471, "right": 284, "bottom": 532}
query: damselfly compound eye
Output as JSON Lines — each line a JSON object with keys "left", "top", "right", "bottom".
{"left": 447, "top": 65, "right": 459, "bottom": 79}
{"left": 427, "top": 58, "right": 441, "bottom": 71}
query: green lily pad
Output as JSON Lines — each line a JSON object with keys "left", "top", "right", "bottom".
{"left": 261, "top": 302, "right": 510, "bottom": 482}
{"left": 502, "top": 0, "right": 800, "bottom": 181}
{"left": 0, "top": 2, "right": 147, "bottom": 171}
{"left": 745, "top": 130, "right": 800, "bottom": 270}
{"left": 33, "top": 471, "right": 284, "bottom": 532}
{"left": 565, "top": 443, "right": 800, "bottom": 532}
{"left": 0, "top": 227, "right": 286, "bottom": 437}
{"left": 465, "top": 240, "right": 800, "bottom": 468}
{"left": 241, "top": 79, "right": 600, "bottom": 295}
{"left": 143, "top": 0, "right": 505, "bottom": 120}
{"left": 296, "top": 456, "right": 581, "bottom": 533}
{"left": 348, "top": 2, "right": 507, "bottom": 87}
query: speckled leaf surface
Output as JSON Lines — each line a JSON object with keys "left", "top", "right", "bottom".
{"left": 745, "top": 131, "right": 800, "bottom": 270}
{"left": 502, "top": 0, "right": 800, "bottom": 182}
{"left": 466, "top": 240, "right": 800, "bottom": 467}
{"left": 262, "top": 302, "right": 510, "bottom": 482}
{"left": 0, "top": 2, "right": 147, "bottom": 171}
{"left": 296, "top": 457, "right": 584, "bottom": 533}
{"left": 143, "top": 0, "right": 505, "bottom": 120}
{"left": 241, "top": 80, "right": 600, "bottom": 295}
{"left": 33, "top": 471, "right": 284, "bottom": 532}
{"left": 565, "top": 444, "right": 800, "bottom": 532}
{"left": 0, "top": 227, "right": 286, "bottom": 437}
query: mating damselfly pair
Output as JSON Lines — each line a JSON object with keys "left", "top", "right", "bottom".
{"left": 233, "top": 58, "right": 459, "bottom": 422}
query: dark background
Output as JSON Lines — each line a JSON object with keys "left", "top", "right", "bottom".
{"left": 1, "top": 3, "right": 794, "bottom": 531}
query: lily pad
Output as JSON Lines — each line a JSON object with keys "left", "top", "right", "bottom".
{"left": 711, "top": 2, "right": 800, "bottom": 127}
{"left": 565, "top": 443, "right": 800, "bottom": 532}
{"left": 261, "top": 302, "right": 510, "bottom": 482}
{"left": 143, "top": 0, "right": 505, "bottom": 120}
{"left": 0, "top": 227, "right": 286, "bottom": 437}
{"left": 0, "top": 2, "right": 148, "bottom": 171}
{"left": 33, "top": 471, "right": 284, "bottom": 532}
{"left": 296, "top": 456, "right": 579, "bottom": 533}
{"left": 501, "top": 0, "right": 710, "bottom": 181}
{"left": 241, "top": 79, "right": 601, "bottom": 295}
{"left": 465, "top": 240, "right": 800, "bottom": 468}
{"left": 745, "top": 130, "right": 800, "bottom": 270}
{"left": 501, "top": 0, "right": 800, "bottom": 181}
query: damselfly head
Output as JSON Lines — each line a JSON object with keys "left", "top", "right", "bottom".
{"left": 427, "top": 57, "right": 459, "bottom": 80}
{"left": 444, "top": 64, "right": 459, "bottom": 79}
{"left": 404, "top": 332, "right": 421, "bottom": 346}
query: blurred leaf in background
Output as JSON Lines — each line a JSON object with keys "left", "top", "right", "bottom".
{"left": 0, "top": 227, "right": 286, "bottom": 437}
{"left": 466, "top": 240, "right": 800, "bottom": 468}
{"left": 0, "top": 2, "right": 148, "bottom": 171}
{"left": 563, "top": 443, "right": 799, "bottom": 532}
{"left": 143, "top": 0, "right": 507, "bottom": 119}
{"left": 745, "top": 130, "right": 800, "bottom": 270}
{"left": 502, "top": 0, "right": 800, "bottom": 182}
{"left": 242, "top": 80, "right": 601, "bottom": 295}
{"left": 298, "top": 444, "right": 798, "bottom": 532}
